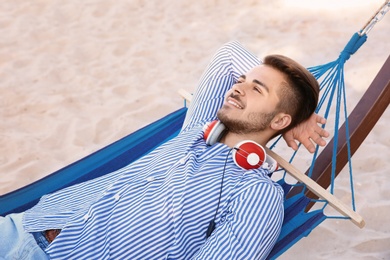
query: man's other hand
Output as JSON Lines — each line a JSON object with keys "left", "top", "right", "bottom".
{"left": 282, "top": 113, "right": 329, "bottom": 153}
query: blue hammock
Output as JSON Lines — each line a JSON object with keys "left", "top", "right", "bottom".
{"left": 0, "top": 106, "right": 327, "bottom": 259}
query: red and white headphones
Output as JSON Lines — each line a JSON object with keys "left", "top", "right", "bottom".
{"left": 203, "top": 120, "right": 278, "bottom": 172}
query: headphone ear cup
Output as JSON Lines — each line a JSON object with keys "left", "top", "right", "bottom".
{"left": 203, "top": 120, "right": 226, "bottom": 146}
{"left": 232, "top": 141, "right": 266, "bottom": 170}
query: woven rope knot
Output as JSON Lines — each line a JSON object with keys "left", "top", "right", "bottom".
{"left": 339, "top": 49, "right": 353, "bottom": 61}
{"left": 338, "top": 33, "right": 367, "bottom": 62}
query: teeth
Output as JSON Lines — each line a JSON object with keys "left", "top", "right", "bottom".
{"left": 228, "top": 100, "right": 243, "bottom": 109}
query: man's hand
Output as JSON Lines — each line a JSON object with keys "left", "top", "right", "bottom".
{"left": 282, "top": 113, "right": 329, "bottom": 153}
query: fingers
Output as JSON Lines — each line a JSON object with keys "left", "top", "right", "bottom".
{"left": 312, "top": 119, "right": 329, "bottom": 137}
{"left": 304, "top": 127, "right": 328, "bottom": 153}
{"left": 287, "top": 140, "right": 299, "bottom": 151}
{"left": 310, "top": 128, "right": 328, "bottom": 146}
{"left": 312, "top": 114, "right": 330, "bottom": 145}
{"left": 282, "top": 132, "right": 299, "bottom": 151}
{"left": 299, "top": 127, "right": 327, "bottom": 153}
{"left": 311, "top": 135, "right": 327, "bottom": 147}
{"left": 318, "top": 127, "right": 330, "bottom": 138}
{"left": 314, "top": 114, "right": 327, "bottom": 125}
{"left": 301, "top": 138, "right": 316, "bottom": 153}
{"left": 282, "top": 112, "right": 330, "bottom": 153}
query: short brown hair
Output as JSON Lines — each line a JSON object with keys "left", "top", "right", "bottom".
{"left": 263, "top": 54, "right": 320, "bottom": 133}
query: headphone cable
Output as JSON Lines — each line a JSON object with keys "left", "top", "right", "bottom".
{"left": 205, "top": 148, "right": 235, "bottom": 239}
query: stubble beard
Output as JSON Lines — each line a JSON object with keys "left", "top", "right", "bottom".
{"left": 217, "top": 107, "right": 276, "bottom": 135}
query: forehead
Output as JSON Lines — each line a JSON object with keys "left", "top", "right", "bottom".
{"left": 244, "top": 64, "right": 286, "bottom": 91}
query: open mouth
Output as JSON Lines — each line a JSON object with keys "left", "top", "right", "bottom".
{"left": 227, "top": 97, "right": 243, "bottom": 109}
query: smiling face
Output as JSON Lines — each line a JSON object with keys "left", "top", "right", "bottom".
{"left": 217, "top": 64, "right": 290, "bottom": 136}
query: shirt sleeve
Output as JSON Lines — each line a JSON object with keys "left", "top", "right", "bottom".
{"left": 23, "top": 168, "right": 124, "bottom": 232}
{"left": 181, "top": 41, "right": 261, "bottom": 132}
{"left": 191, "top": 181, "right": 284, "bottom": 260}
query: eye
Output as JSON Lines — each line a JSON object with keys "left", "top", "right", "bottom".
{"left": 254, "top": 86, "right": 262, "bottom": 94}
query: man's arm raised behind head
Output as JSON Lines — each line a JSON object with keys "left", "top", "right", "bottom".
{"left": 181, "top": 41, "right": 261, "bottom": 131}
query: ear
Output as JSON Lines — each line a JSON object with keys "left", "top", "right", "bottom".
{"left": 270, "top": 112, "right": 292, "bottom": 131}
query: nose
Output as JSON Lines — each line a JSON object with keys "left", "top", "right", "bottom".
{"left": 232, "top": 82, "right": 246, "bottom": 96}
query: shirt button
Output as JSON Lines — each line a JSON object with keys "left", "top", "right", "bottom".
{"left": 146, "top": 176, "right": 155, "bottom": 182}
{"left": 83, "top": 214, "right": 89, "bottom": 221}
{"left": 179, "top": 158, "right": 186, "bottom": 164}
{"left": 114, "top": 193, "right": 120, "bottom": 201}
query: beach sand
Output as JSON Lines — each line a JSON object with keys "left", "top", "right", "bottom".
{"left": 0, "top": 0, "right": 389, "bottom": 258}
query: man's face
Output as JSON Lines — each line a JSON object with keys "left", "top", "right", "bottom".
{"left": 217, "top": 64, "right": 285, "bottom": 134}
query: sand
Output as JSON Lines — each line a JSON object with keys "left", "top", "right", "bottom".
{"left": 0, "top": 0, "right": 389, "bottom": 259}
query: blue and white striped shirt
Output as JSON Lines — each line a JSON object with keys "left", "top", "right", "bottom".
{"left": 24, "top": 41, "right": 284, "bottom": 260}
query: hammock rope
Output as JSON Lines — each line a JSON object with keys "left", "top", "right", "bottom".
{"left": 271, "top": 1, "right": 389, "bottom": 220}
{"left": 359, "top": 0, "right": 390, "bottom": 36}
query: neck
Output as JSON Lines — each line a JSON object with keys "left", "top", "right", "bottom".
{"left": 219, "top": 130, "right": 271, "bottom": 148}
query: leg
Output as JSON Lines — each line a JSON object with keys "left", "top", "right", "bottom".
{"left": 0, "top": 213, "right": 49, "bottom": 260}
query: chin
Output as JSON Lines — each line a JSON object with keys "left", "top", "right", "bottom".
{"left": 216, "top": 108, "right": 229, "bottom": 122}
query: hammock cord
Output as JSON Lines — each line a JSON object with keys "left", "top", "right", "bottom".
{"left": 264, "top": 2, "right": 388, "bottom": 220}
{"left": 271, "top": 32, "right": 369, "bottom": 214}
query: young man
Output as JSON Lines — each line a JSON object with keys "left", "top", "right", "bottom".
{"left": 1, "top": 41, "right": 325, "bottom": 259}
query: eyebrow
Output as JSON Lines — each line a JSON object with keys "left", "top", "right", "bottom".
{"left": 239, "top": 75, "right": 270, "bottom": 93}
